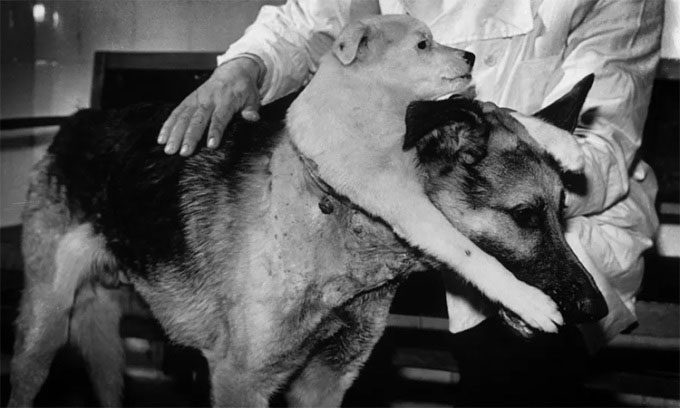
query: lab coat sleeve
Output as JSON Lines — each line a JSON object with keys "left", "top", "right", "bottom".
{"left": 541, "top": 0, "right": 663, "bottom": 218}
{"left": 216, "top": 0, "right": 354, "bottom": 105}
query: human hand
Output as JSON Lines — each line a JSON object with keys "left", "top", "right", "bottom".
{"left": 158, "top": 57, "right": 263, "bottom": 156}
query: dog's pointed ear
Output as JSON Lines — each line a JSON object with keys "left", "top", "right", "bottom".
{"left": 333, "top": 22, "right": 370, "bottom": 65}
{"left": 403, "top": 97, "right": 488, "bottom": 164}
{"left": 403, "top": 100, "right": 445, "bottom": 151}
{"left": 533, "top": 74, "right": 594, "bottom": 133}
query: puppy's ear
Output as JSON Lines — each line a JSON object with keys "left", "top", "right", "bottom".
{"left": 333, "top": 22, "right": 370, "bottom": 65}
{"left": 404, "top": 97, "right": 488, "bottom": 164}
{"left": 533, "top": 74, "right": 594, "bottom": 133}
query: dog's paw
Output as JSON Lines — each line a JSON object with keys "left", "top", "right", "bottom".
{"left": 502, "top": 281, "right": 564, "bottom": 333}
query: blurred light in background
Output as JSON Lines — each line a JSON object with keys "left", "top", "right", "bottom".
{"left": 32, "top": 3, "right": 45, "bottom": 24}
{"left": 52, "top": 11, "right": 60, "bottom": 28}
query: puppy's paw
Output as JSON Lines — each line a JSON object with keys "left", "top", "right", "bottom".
{"left": 502, "top": 281, "right": 564, "bottom": 333}
{"left": 555, "top": 137, "right": 585, "bottom": 173}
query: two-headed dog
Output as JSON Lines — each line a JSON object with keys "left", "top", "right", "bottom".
{"left": 288, "top": 15, "right": 567, "bottom": 333}
{"left": 9, "top": 15, "right": 606, "bottom": 408}
{"left": 9, "top": 83, "right": 606, "bottom": 408}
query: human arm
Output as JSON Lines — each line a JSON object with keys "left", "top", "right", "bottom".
{"left": 543, "top": 0, "right": 663, "bottom": 217}
{"left": 217, "top": 0, "right": 364, "bottom": 105}
{"left": 159, "top": 0, "right": 373, "bottom": 155}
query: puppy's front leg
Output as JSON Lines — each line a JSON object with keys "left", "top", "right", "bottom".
{"left": 345, "top": 172, "right": 564, "bottom": 333}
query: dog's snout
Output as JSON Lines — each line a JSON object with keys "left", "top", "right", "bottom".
{"left": 561, "top": 287, "right": 608, "bottom": 324}
{"left": 577, "top": 295, "right": 608, "bottom": 320}
{"left": 577, "top": 298, "right": 595, "bottom": 315}
{"left": 463, "top": 52, "right": 475, "bottom": 68}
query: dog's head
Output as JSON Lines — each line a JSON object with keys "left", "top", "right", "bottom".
{"left": 331, "top": 15, "right": 474, "bottom": 100}
{"left": 403, "top": 76, "right": 607, "bottom": 334}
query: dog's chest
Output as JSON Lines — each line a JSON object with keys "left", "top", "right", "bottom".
{"left": 248, "top": 143, "right": 418, "bottom": 312}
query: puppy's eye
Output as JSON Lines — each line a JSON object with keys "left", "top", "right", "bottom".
{"left": 509, "top": 206, "right": 541, "bottom": 229}
{"left": 417, "top": 40, "right": 429, "bottom": 50}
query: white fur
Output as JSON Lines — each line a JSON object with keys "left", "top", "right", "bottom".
{"left": 510, "top": 112, "right": 586, "bottom": 173}
{"left": 54, "top": 224, "right": 111, "bottom": 294}
{"left": 287, "top": 15, "right": 563, "bottom": 332}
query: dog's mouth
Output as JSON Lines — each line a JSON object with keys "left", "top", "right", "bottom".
{"left": 436, "top": 75, "right": 475, "bottom": 100}
{"left": 498, "top": 308, "right": 536, "bottom": 338}
{"left": 442, "top": 74, "right": 472, "bottom": 82}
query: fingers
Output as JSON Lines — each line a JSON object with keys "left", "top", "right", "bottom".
{"left": 164, "top": 105, "right": 196, "bottom": 155}
{"left": 157, "top": 59, "right": 263, "bottom": 155}
{"left": 179, "top": 105, "right": 211, "bottom": 156}
{"left": 207, "top": 92, "right": 261, "bottom": 149}
{"left": 206, "top": 96, "right": 261, "bottom": 149}
{"left": 158, "top": 104, "right": 183, "bottom": 145}
{"left": 159, "top": 92, "right": 259, "bottom": 154}
{"left": 163, "top": 96, "right": 254, "bottom": 154}
{"left": 207, "top": 102, "right": 237, "bottom": 149}
{"left": 240, "top": 92, "right": 261, "bottom": 122}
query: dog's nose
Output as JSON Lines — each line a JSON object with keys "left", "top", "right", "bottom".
{"left": 575, "top": 295, "right": 608, "bottom": 322}
{"left": 463, "top": 52, "right": 475, "bottom": 68}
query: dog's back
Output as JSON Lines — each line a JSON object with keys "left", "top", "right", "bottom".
{"left": 12, "top": 103, "right": 285, "bottom": 406}
{"left": 43, "top": 104, "right": 186, "bottom": 269}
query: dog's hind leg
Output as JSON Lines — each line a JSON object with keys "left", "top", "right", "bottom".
{"left": 9, "top": 223, "right": 114, "bottom": 407}
{"left": 8, "top": 277, "right": 72, "bottom": 407}
{"left": 69, "top": 285, "right": 124, "bottom": 407}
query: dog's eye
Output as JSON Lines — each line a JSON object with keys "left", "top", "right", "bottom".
{"left": 509, "top": 206, "right": 541, "bottom": 229}
{"left": 417, "top": 40, "right": 429, "bottom": 50}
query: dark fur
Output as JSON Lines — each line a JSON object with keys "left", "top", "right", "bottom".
{"left": 9, "top": 92, "right": 606, "bottom": 407}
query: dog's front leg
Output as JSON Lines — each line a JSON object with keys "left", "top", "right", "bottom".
{"left": 286, "top": 360, "right": 358, "bottom": 408}
{"left": 286, "top": 285, "right": 396, "bottom": 407}
{"left": 205, "top": 348, "right": 299, "bottom": 408}
{"left": 207, "top": 358, "right": 271, "bottom": 407}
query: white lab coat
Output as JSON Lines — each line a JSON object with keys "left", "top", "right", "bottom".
{"left": 218, "top": 0, "right": 662, "bottom": 350}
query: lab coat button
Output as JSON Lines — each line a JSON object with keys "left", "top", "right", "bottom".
{"left": 484, "top": 54, "right": 497, "bottom": 66}
{"left": 633, "top": 163, "right": 647, "bottom": 181}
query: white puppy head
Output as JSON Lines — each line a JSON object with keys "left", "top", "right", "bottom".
{"left": 332, "top": 15, "right": 474, "bottom": 101}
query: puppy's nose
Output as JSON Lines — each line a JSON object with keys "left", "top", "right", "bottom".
{"left": 463, "top": 52, "right": 475, "bottom": 68}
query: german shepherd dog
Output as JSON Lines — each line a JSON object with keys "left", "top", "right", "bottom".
{"left": 8, "top": 75, "right": 606, "bottom": 406}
